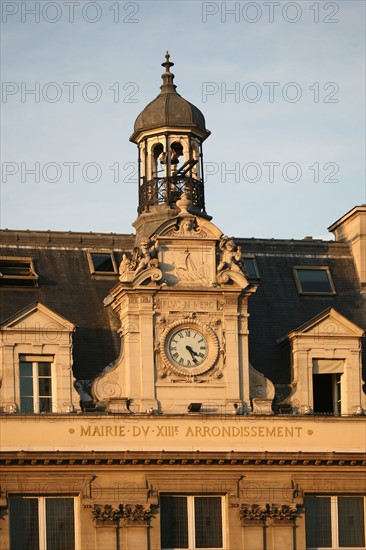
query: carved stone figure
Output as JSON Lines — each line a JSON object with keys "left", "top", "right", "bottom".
{"left": 217, "top": 236, "right": 243, "bottom": 273}
{"left": 178, "top": 217, "right": 195, "bottom": 235}
{"left": 119, "top": 254, "right": 133, "bottom": 276}
{"left": 133, "top": 236, "right": 159, "bottom": 275}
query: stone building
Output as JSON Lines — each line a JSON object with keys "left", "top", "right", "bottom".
{"left": 0, "top": 53, "right": 365, "bottom": 550}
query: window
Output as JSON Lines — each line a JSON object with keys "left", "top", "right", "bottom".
{"left": 312, "top": 359, "right": 344, "bottom": 415}
{"left": 242, "top": 257, "right": 259, "bottom": 278}
{"left": 305, "top": 496, "right": 365, "bottom": 549}
{"left": 313, "top": 373, "right": 341, "bottom": 414}
{"left": 0, "top": 256, "right": 38, "bottom": 286}
{"left": 293, "top": 266, "right": 335, "bottom": 295}
{"left": 160, "top": 495, "right": 224, "bottom": 549}
{"left": 19, "top": 355, "right": 54, "bottom": 413}
{"left": 87, "top": 251, "right": 117, "bottom": 275}
{"left": 9, "top": 496, "right": 76, "bottom": 550}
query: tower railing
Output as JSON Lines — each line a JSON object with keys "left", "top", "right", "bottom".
{"left": 138, "top": 176, "right": 205, "bottom": 214}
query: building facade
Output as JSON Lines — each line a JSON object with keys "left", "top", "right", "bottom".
{"left": 1, "top": 53, "right": 365, "bottom": 550}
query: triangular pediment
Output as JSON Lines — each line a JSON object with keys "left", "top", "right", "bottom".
{"left": 0, "top": 302, "right": 75, "bottom": 332}
{"left": 287, "top": 307, "right": 364, "bottom": 339}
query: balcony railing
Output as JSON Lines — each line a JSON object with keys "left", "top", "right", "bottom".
{"left": 138, "top": 176, "right": 205, "bottom": 214}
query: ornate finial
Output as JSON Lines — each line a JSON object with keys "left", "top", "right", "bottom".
{"left": 176, "top": 192, "right": 192, "bottom": 215}
{"left": 160, "top": 50, "right": 177, "bottom": 93}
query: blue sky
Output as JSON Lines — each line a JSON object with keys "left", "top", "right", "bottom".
{"left": 1, "top": 0, "right": 365, "bottom": 239}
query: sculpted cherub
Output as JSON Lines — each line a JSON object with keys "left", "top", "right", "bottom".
{"left": 119, "top": 253, "right": 133, "bottom": 276}
{"left": 217, "top": 236, "right": 243, "bottom": 273}
{"left": 133, "top": 236, "right": 159, "bottom": 275}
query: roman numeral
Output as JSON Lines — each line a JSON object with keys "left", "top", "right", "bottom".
{"left": 179, "top": 358, "right": 184, "bottom": 365}
{"left": 172, "top": 353, "right": 179, "bottom": 360}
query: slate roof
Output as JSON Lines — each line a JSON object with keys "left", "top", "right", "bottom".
{"left": 0, "top": 230, "right": 134, "bottom": 380}
{"left": 1, "top": 230, "right": 365, "bottom": 392}
{"left": 236, "top": 238, "right": 366, "bottom": 387}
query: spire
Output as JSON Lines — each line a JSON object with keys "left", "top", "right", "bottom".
{"left": 160, "top": 51, "right": 177, "bottom": 94}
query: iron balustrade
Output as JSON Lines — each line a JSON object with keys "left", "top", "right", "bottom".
{"left": 138, "top": 176, "right": 205, "bottom": 214}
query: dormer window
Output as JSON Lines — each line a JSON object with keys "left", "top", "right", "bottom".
{"left": 293, "top": 266, "right": 335, "bottom": 295}
{"left": 87, "top": 251, "right": 117, "bottom": 275}
{"left": 242, "top": 257, "right": 259, "bottom": 278}
{"left": 19, "top": 355, "right": 54, "bottom": 413}
{"left": 0, "top": 257, "right": 38, "bottom": 286}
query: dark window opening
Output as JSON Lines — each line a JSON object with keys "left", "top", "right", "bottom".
{"left": 242, "top": 258, "right": 259, "bottom": 278}
{"left": 313, "top": 373, "right": 341, "bottom": 414}
{"left": 9, "top": 496, "right": 75, "bottom": 550}
{"left": 305, "top": 495, "right": 365, "bottom": 549}
{"left": 294, "top": 267, "right": 335, "bottom": 294}
{"left": 88, "top": 252, "right": 117, "bottom": 274}
{"left": 160, "top": 495, "right": 223, "bottom": 549}
{"left": 0, "top": 258, "right": 38, "bottom": 286}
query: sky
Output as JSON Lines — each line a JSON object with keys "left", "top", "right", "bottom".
{"left": 1, "top": 0, "right": 365, "bottom": 239}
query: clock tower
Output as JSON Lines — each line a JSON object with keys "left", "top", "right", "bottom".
{"left": 93, "top": 53, "right": 273, "bottom": 415}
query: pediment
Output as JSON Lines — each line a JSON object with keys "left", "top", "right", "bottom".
{"left": 0, "top": 302, "right": 75, "bottom": 332}
{"left": 155, "top": 215, "right": 223, "bottom": 240}
{"left": 288, "top": 308, "right": 364, "bottom": 339}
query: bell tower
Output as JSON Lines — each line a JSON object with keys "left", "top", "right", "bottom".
{"left": 92, "top": 53, "right": 275, "bottom": 417}
{"left": 130, "top": 52, "right": 211, "bottom": 240}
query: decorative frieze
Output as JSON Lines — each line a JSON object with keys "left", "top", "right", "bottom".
{"left": 240, "top": 503, "right": 301, "bottom": 525}
{"left": 93, "top": 503, "right": 153, "bottom": 527}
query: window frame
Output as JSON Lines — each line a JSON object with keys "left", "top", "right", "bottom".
{"left": 305, "top": 495, "right": 366, "bottom": 550}
{"left": 293, "top": 265, "right": 336, "bottom": 295}
{"left": 86, "top": 250, "right": 118, "bottom": 275}
{"left": 242, "top": 256, "right": 260, "bottom": 279}
{"left": 18, "top": 355, "right": 56, "bottom": 414}
{"left": 160, "top": 494, "right": 226, "bottom": 550}
{"left": 0, "top": 256, "right": 38, "bottom": 286}
{"left": 9, "top": 495, "right": 79, "bottom": 550}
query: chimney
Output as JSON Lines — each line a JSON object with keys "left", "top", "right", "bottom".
{"left": 328, "top": 205, "right": 366, "bottom": 289}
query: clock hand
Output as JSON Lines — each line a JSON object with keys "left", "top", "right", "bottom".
{"left": 186, "top": 345, "right": 199, "bottom": 356}
{"left": 185, "top": 345, "right": 199, "bottom": 364}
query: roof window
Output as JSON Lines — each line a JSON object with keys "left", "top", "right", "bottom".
{"left": 87, "top": 251, "right": 117, "bottom": 275}
{"left": 0, "top": 257, "right": 38, "bottom": 286}
{"left": 293, "top": 266, "right": 335, "bottom": 295}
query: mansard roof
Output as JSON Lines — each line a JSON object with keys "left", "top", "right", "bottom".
{"left": 1, "top": 230, "right": 365, "bottom": 387}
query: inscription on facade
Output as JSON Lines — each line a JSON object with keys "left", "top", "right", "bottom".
{"left": 79, "top": 425, "right": 303, "bottom": 438}
{"left": 161, "top": 299, "right": 216, "bottom": 311}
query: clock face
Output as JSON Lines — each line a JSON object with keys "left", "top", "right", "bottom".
{"left": 160, "top": 320, "right": 220, "bottom": 377}
{"left": 168, "top": 328, "right": 208, "bottom": 368}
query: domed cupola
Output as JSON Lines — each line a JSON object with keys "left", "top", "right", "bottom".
{"left": 131, "top": 53, "right": 209, "bottom": 140}
{"left": 130, "top": 52, "right": 211, "bottom": 239}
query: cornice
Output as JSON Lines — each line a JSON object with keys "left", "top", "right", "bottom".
{"left": 0, "top": 451, "right": 365, "bottom": 468}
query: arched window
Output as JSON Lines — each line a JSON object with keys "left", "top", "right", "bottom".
{"left": 151, "top": 143, "right": 164, "bottom": 177}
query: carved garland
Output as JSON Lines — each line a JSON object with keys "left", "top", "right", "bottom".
{"left": 240, "top": 503, "right": 301, "bottom": 523}
{"left": 93, "top": 503, "right": 153, "bottom": 525}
